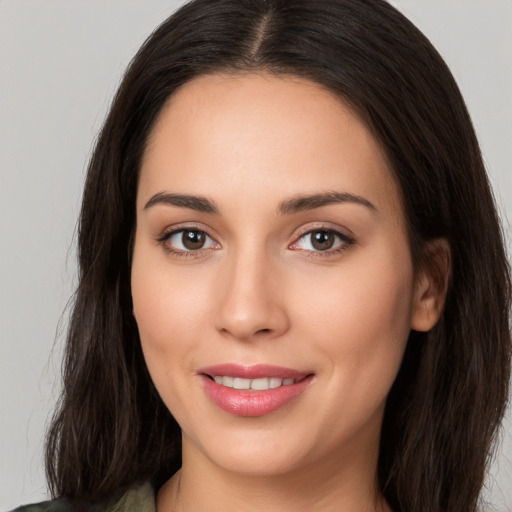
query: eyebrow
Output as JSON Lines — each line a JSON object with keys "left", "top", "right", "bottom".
{"left": 143, "top": 190, "right": 376, "bottom": 215}
{"left": 278, "top": 191, "right": 377, "bottom": 215}
{"left": 144, "top": 192, "right": 219, "bottom": 214}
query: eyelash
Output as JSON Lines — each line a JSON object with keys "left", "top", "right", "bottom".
{"left": 156, "top": 227, "right": 219, "bottom": 258}
{"left": 156, "top": 226, "right": 355, "bottom": 259}
{"left": 290, "top": 227, "right": 355, "bottom": 258}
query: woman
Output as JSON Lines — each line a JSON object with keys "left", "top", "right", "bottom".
{"left": 12, "top": 0, "right": 511, "bottom": 511}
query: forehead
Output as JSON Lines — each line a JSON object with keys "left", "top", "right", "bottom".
{"left": 139, "top": 72, "right": 403, "bottom": 222}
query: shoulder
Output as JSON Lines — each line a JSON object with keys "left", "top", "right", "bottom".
{"left": 9, "top": 501, "right": 73, "bottom": 512}
{"left": 9, "top": 482, "right": 155, "bottom": 512}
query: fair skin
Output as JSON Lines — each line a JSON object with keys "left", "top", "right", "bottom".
{"left": 131, "top": 73, "right": 446, "bottom": 512}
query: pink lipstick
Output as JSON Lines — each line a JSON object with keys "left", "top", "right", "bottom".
{"left": 199, "top": 364, "right": 314, "bottom": 417}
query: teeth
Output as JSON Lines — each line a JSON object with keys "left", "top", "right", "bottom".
{"left": 251, "top": 378, "right": 269, "bottom": 390}
{"left": 212, "top": 375, "right": 300, "bottom": 390}
{"left": 269, "top": 378, "right": 282, "bottom": 388}
{"left": 233, "top": 377, "right": 251, "bottom": 390}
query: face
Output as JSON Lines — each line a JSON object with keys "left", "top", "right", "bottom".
{"left": 131, "top": 73, "right": 435, "bottom": 478}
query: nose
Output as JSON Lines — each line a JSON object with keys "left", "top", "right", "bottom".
{"left": 214, "top": 248, "right": 290, "bottom": 341}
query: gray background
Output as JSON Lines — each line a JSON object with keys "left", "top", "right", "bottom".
{"left": 1, "top": 1, "right": 511, "bottom": 510}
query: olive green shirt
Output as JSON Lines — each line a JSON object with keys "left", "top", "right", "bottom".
{"left": 9, "top": 482, "right": 155, "bottom": 512}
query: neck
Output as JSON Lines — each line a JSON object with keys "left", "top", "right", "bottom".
{"left": 157, "top": 437, "right": 390, "bottom": 512}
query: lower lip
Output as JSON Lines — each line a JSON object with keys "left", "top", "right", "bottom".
{"left": 200, "top": 375, "right": 314, "bottom": 417}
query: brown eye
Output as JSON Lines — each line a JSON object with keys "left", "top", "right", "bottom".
{"left": 310, "top": 230, "right": 335, "bottom": 251}
{"left": 165, "top": 229, "right": 219, "bottom": 252}
{"left": 290, "top": 228, "right": 354, "bottom": 254}
{"left": 182, "top": 230, "right": 206, "bottom": 250}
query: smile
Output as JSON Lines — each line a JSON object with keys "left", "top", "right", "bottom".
{"left": 199, "top": 364, "right": 314, "bottom": 416}
{"left": 211, "top": 376, "right": 302, "bottom": 390}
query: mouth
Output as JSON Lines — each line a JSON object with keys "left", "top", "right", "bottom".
{"left": 199, "top": 364, "right": 315, "bottom": 417}
{"left": 205, "top": 375, "right": 308, "bottom": 391}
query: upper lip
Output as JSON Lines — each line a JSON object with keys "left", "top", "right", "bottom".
{"left": 199, "top": 363, "right": 312, "bottom": 380}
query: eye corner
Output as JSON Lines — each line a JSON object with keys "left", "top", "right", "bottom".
{"left": 157, "top": 226, "right": 221, "bottom": 258}
{"left": 289, "top": 226, "right": 356, "bottom": 256}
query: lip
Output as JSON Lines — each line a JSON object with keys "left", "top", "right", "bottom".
{"left": 198, "top": 364, "right": 314, "bottom": 417}
{"left": 199, "top": 363, "right": 310, "bottom": 380}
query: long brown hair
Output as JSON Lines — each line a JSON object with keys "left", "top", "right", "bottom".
{"left": 46, "top": 1, "right": 511, "bottom": 511}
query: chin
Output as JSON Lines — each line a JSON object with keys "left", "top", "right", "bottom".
{"left": 184, "top": 423, "right": 317, "bottom": 477}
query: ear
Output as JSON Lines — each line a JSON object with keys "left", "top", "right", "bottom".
{"left": 410, "top": 238, "right": 451, "bottom": 332}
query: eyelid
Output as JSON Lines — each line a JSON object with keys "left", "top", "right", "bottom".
{"left": 170, "top": 230, "right": 218, "bottom": 250}
{"left": 156, "top": 221, "right": 216, "bottom": 241}
{"left": 156, "top": 224, "right": 221, "bottom": 257}
{"left": 291, "top": 221, "right": 355, "bottom": 239}
{"left": 288, "top": 224, "right": 356, "bottom": 254}
{"left": 154, "top": 222, "right": 355, "bottom": 258}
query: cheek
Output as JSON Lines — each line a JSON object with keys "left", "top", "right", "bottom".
{"left": 130, "top": 246, "right": 212, "bottom": 428}
{"left": 283, "top": 249, "right": 414, "bottom": 448}
{"left": 130, "top": 239, "right": 205, "bottom": 392}
{"left": 291, "top": 243, "right": 414, "bottom": 391}
{"left": 131, "top": 235, "right": 211, "bottom": 346}
{"left": 132, "top": 273, "right": 202, "bottom": 346}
